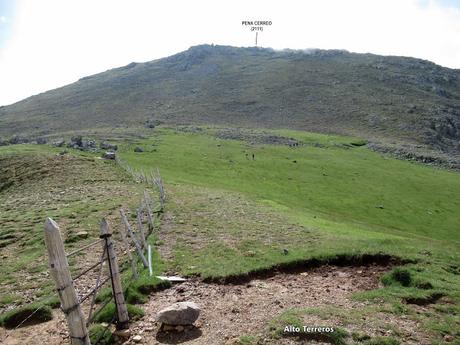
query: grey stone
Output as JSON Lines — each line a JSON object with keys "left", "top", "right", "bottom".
{"left": 75, "top": 231, "right": 88, "bottom": 239}
{"left": 66, "top": 135, "right": 98, "bottom": 151}
{"left": 52, "top": 138, "right": 65, "bottom": 147}
{"left": 68, "top": 135, "right": 83, "bottom": 148}
{"left": 156, "top": 302, "right": 200, "bottom": 325}
{"left": 113, "top": 329, "right": 131, "bottom": 339}
{"left": 102, "top": 151, "right": 116, "bottom": 160}
{"left": 134, "top": 146, "right": 144, "bottom": 152}
{"left": 100, "top": 141, "right": 118, "bottom": 151}
{"left": 81, "top": 139, "right": 96, "bottom": 149}
{"left": 144, "top": 118, "right": 162, "bottom": 128}
{"left": 9, "top": 135, "right": 29, "bottom": 144}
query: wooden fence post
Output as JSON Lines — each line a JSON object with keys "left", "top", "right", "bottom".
{"left": 120, "top": 209, "right": 149, "bottom": 268}
{"left": 44, "top": 218, "right": 91, "bottom": 345}
{"left": 143, "top": 191, "right": 155, "bottom": 235}
{"left": 136, "top": 209, "right": 146, "bottom": 250}
{"left": 100, "top": 218, "right": 129, "bottom": 330}
{"left": 119, "top": 225, "right": 138, "bottom": 280}
{"left": 155, "top": 168, "right": 165, "bottom": 211}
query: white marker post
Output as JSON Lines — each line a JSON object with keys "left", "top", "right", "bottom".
{"left": 148, "top": 245, "right": 153, "bottom": 276}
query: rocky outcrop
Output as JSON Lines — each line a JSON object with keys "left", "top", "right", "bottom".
{"left": 9, "top": 135, "right": 29, "bottom": 144}
{"left": 367, "top": 142, "right": 460, "bottom": 170}
{"left": 67, "top": 136, "right": 97, "bottom": 151}
{"left": 100, "top": 141, "right": 118, "bottom": 151}
{"left": 52, "top": 138, "right": 65, "bottom": 147}
{"left": 68, "top": 135, "right": 83, "bottom": 148}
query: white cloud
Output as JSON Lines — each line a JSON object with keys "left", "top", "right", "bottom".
{"left": 0, "top": 16, "right": 7, "bottom": 24}
{"left": 0, "top": 0, "right": 459, "bottom": 106}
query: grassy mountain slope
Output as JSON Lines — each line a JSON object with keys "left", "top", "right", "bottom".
{"left": 1, "top": 127, "right": 459, "bottom": 343}
{"left": 1, "top": 44, "right": 459, "bottom": 154}
{"left": 119, "top": 127, "right": 460, "bottom": 342}
{"left": 0, "top": 145, "right": 146, "bottom": 311}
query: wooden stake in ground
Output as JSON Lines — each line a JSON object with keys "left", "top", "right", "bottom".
{"left": 151, "top": 168, "right": 165, "bottom": 211}
{"left": 119, "top": 221, "right": 138, "bottom": 279}
{"left": 143, "top": 190, "right": 155, "bottom": 235}
{"left": 136, "top": 208, "right": 146, "bottom": 250}
{"left": 156, "top": 168, "right": 165, "bottom": 210}
{"left": 43, "top": 218, "right": 90, "bottom": 345}
{"left": 120, "top": 209, "right": 148, "bottom": 268}
{"left": 100, "top": 218, "right": 129, "bottom": 330}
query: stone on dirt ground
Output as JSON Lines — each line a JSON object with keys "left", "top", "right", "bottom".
{"left": 156, "top": 302, "right": 200, "bottom": 326}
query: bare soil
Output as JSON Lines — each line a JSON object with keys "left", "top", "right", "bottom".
{"left": 1, "top": 264, "right": 430, "bottom": 345}
{"left": 128, "top": 264, "right": 425, "bottom": 345}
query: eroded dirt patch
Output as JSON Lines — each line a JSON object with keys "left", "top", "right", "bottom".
{"left": 1, "top": 264, "right": 433, "bottom": 345}
{"left": 125, "top": 264, "right": 420, "bottom": 345}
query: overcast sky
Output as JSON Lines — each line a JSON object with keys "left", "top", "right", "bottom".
{"left": 0, "top": 0, "right": 459, "bottom": 106}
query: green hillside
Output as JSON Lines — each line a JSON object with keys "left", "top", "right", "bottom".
{"left": 1, "top": 44, "right": 460, "bottom": 343}
{"left": 120, "top": 127, "right": 460, "bottom": 342}
{"left": 1, "top": 45, "right": 459, "bottom": 154}
{"left": 1, "top": 127, "right": 459, "bottom": 343}
{"left": 119, "top": 127, "right": 460, "bottom": 245}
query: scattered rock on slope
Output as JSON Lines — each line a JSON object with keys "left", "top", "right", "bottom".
{"left": 9, "top": 135, "right": 29, "bottom": 144}
{"left": 100, "top": 141, "right": 118, "bottom": 151}
{"left": 68, "top": 135, "right": 83, "bottom": 148}
{"left": 67, "top": 136, "right": 97, "bottom": 151}
{"left": 102, "top": 151, "right": 116, "bottom": 160}
{"left": 52, "top": 138, "right": 65, "bottom": 147}
{"left": 80, "top": 139, "right": 96, "bottom": 150}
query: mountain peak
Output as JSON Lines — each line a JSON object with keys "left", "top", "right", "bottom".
{"left": 1, "top": 45, "right": 459, "bottom": 154}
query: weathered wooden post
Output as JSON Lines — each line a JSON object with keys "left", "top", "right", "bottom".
{"left": 156, "top": 168, "right": 165, "bottom": 211}
{"left": 44, "top": 218, "right": 90, "bottom": 345}
{"left": 136, "top": 209, "right": 146, "bottom": 250}
{"left": 119, "top": 222, "right": 138, "bottom": 279}
{"left": 100, "top": 218, "right": 129, "bottom": 330}
{"left": 143, "top": 191, "right": 155, "bottom": 235}
{"left": 120, "top": 209, "right": 148, "bottom": 268}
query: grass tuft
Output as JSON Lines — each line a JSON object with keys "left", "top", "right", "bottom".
{"left": 130, "top": 275, "right": 171, "bottom": 295}
{"left": 350, "top": 139, "right": 368, "bottom": 146}
{"left": 0, "top": 304, "right": 52, "bottom": 328}
{"left": 382, "top": 268, "right": 412, "bottom": 287}
{"left": 93, "top": 302, "right": 144, "bottom": 323}
{"left": 89, "top": 323, "right": 114, "bottom": 345}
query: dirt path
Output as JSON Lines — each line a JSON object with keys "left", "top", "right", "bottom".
{"left": 122, "top": 264, "right": 423, "bottom": 345}
{"left": 1, "top": 264, "right": 428, "bottom": 345}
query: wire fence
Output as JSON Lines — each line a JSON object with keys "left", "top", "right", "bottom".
{"left": 1, "top": 163, "right": 165, "bottom": 345}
